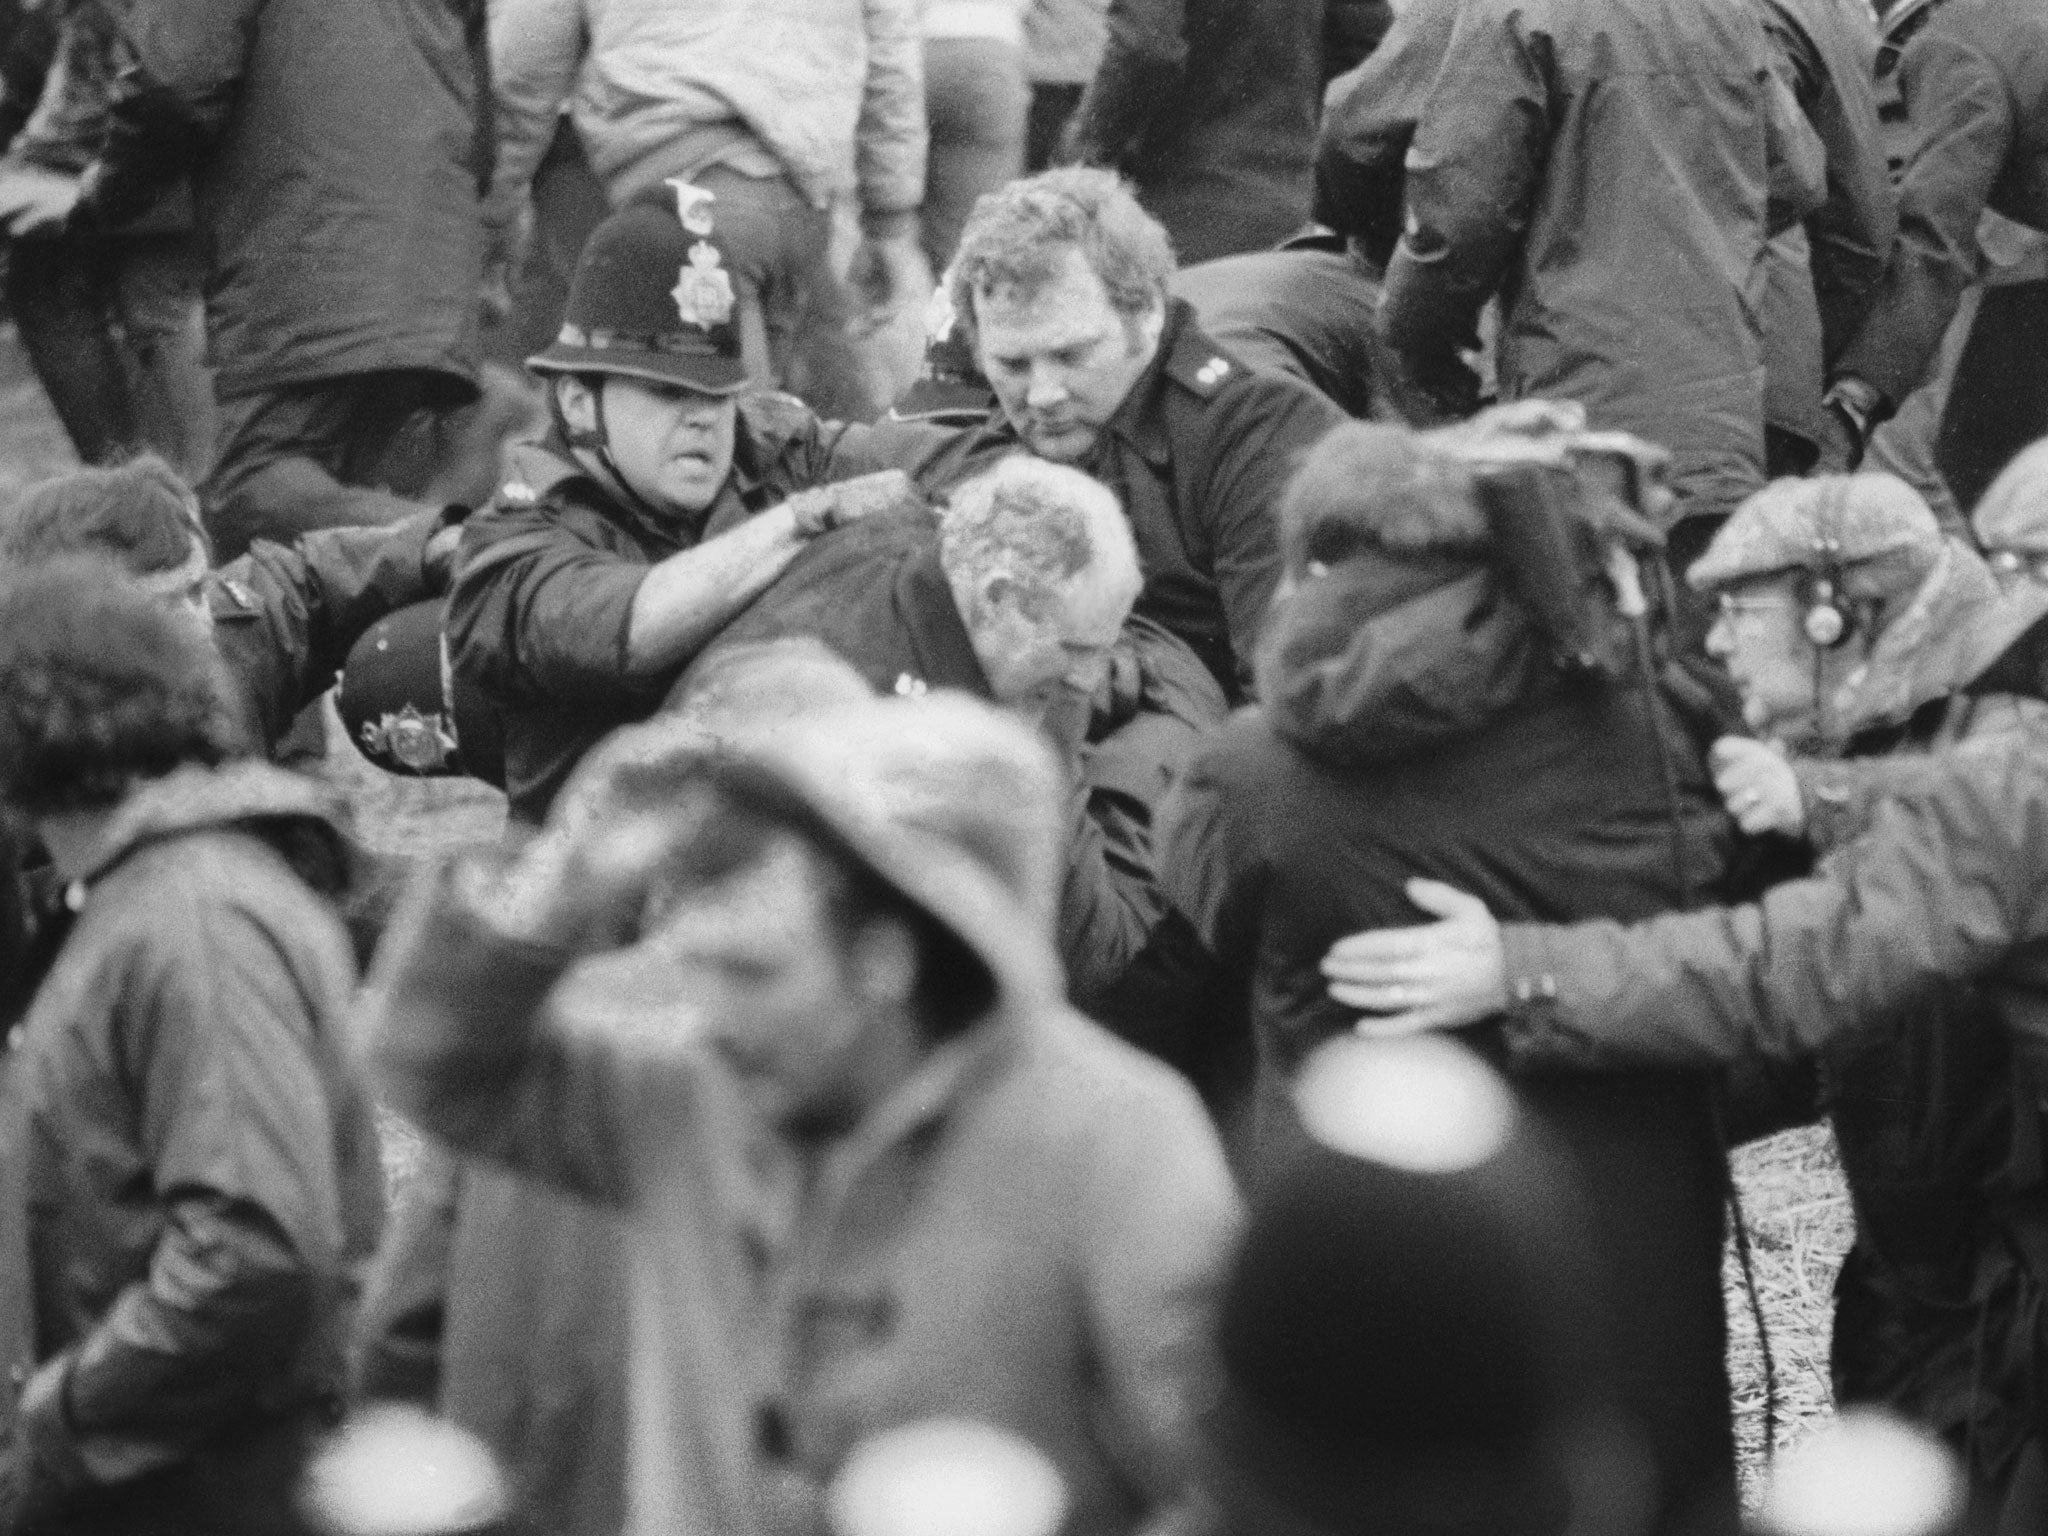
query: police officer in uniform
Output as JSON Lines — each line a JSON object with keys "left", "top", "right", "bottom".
{"left": 878, "top": 167, "right": 1347, "bottom": 706}
{"left": 445, "top": 182, "right": 920, "bottom": 822}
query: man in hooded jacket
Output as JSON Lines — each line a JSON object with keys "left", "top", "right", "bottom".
{"left": 1158, "top": 413, "right": 1744, "bottom": 1536}
{"left": 368, "top": 690, "right": 1235, "bottom": 1536}
{"left": 0, "top": 560, "right": 383, "bottom": 1536}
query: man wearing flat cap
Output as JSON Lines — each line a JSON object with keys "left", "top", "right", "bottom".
{"left": 369, "top": 689, "right": 1237, "bottom": 1536}
{"left": 447, "top": 180, "right": 920, "bottom": 821}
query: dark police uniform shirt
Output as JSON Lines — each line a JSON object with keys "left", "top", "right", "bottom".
{"left": 447, "top": 396, "right": 862, "bottom": 822}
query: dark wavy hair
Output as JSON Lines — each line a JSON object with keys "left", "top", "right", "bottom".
{"left": 0, "top": 556, "right": 243, "bottom": 815}
{"left": 0, "top": 454, "right": 210, "bottom": 576}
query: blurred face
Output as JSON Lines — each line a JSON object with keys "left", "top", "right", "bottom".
{"left": 1705, "top": 574, "right": 1821, "bottom": 738}
{"left": 972, "top": 249, "right": 1164, "bottom": 465}
{"left": 562, "top": 375, "right": 738, "bottom": 516}
{"left": 134, "top": 537, "right": 213, "bottom": 641}
{"left": 965, "top": 564, "right": 1132, "bottom": 720}
{"left": 649, "top": 833, "right": 906, "bottom": 1129}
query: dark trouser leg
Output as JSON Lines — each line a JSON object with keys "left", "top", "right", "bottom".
{"left": 107, "top": 233, "right": 215, "bottom": 482}
{"left": 921, "top": 38, "right": 1029, "bottom": 273}
{"left": 203, "top": 370, "right": 475, "bottom": 560}
{"left": 483, "top": 117, "right": 611, "bottom": 368}
{"left": 688, "top": 165, "right": 878, "bottom": 421}
{"left": 1025, "top": 82, "right": 1084, "bottom": 173}
{"left": 1936, "top": 279, "right": 2048, "bottom": 517}
{"left": 6, "top": 232, "right": 142, "bottom": 465}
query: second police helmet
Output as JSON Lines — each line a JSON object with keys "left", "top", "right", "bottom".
{"left": 528, "top": 180, "right": 748, "bottom": 396}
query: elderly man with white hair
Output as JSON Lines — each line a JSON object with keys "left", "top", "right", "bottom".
{"left": 678, "top": 455, "right": 1174, "bottom": 1007}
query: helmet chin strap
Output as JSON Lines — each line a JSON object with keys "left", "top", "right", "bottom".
{"left": 561, "top": 376, "right": 671, "bottom": 523}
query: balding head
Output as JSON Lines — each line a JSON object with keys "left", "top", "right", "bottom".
{"left": 936, "top": 457, "right": 1139, "bottom": 717}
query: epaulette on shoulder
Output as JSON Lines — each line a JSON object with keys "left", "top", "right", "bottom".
{"left": 1167, "top": 347, "right": 1239, "bottom": 401}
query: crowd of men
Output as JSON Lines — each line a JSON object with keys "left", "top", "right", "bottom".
{"left": 1, "top": 0, "right": 2047, "bottom": 1533}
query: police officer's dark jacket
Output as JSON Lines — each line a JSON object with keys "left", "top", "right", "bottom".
{"left": 447, "top": 396, "right": 863, "bottom": 822}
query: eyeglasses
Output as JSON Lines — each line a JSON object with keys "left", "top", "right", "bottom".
{"left": 1715, "top": 592, "right": 1797, "bottom": 623}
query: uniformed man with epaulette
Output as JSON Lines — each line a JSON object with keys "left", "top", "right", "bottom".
{"left": 875, "top": 166, "right": 1347, "bottom": 705}
{"left": 445, "top": 182, "right": 920, "bottom": 821}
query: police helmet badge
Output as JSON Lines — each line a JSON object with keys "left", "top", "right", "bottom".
{"left": 672, "top": 242, "right": 736, "bottom": 330}
{"left": 359, "top": 704, "right": 459, "bottom": 774}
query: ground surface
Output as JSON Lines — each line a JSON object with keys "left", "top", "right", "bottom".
{"left": 0, "top": 323, "right": 1854, "bottom": 1508}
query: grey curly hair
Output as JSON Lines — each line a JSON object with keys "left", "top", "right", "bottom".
{"left": 938, "top": 456, "right": 1139, "bottom": 619}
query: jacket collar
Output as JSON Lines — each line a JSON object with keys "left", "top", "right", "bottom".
{"left": 1103, "top": 298, "right": 1221, "bottom": 471}
{"left": 73, "top": 760, "right": 350, "bottom": 889}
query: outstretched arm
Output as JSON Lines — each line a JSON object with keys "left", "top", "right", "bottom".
{"left": 1326, "top": 739, "right": 2048, "bottom": 1068}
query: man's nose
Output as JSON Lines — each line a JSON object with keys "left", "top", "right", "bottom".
{"left": 1704, "top": 616, "right": 1734, "bottom": 660}
{"left": 1025, "top": 364, "right": 1069, "bottom": 410}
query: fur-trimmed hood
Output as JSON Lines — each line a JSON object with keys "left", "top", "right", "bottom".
{"left": 1254, "top": 546, "right": 1551, "bottom": 770}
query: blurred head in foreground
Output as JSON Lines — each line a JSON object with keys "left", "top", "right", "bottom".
{"left": 1205, "top": 1035, "right": 1651, "bottom": 1536}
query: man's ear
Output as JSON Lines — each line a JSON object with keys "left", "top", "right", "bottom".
{"left": 557, "top": 375, "right": 600, "bottom": 437}
{"left": 976, "top": 572, "right": 1019, "bottom": 620}
{"left": 849, "top": 917, "right": 920, "bottom": 1011}
{"left": 1129, "top": 297, "right": 1168, "bottom": 357}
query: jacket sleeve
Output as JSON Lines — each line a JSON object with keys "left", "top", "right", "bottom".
{"left": 219, "top": 513, "right": 449, "bottom": 751}
{"left": 1059, "top": 787, "right": 1166, "bottom": 1010}
{"left": 1772, "top": 7, "right": 1895, "bottom": 364}
{"left": 482, "top": 0, "right": 586, "bottom": 265}
{"left": 444, "top": 510, "right": 661, "bottom": 709}
{"left": 1310, "top": 0, "right": 1453, "bottom": 262}
{"left": 1493, "top": 740, "right": 2048, "bottom": 1071}
{"left": 77, "top": 0, "right": 261, "bottom": 229}
{"left": 368, "top": 861, "right": 636, "bottom": 1207}
{"left": 0, "top": 0, "right": 57, "bottom": 155}
{"left": 21, "top": 904, "right": 355, "bottom": 1494}
{"left": 1062, "top": 0, "right": 1185, "bottom": 169}
{"left": 1078, "top": 1067, "right": 1239, "bottom": 1522}
{"left": 855, "top": 0, "right": 927, "bottom": 219}
{"left": 1154, "top": 738, "right": 1268, "bottom": 974}
{"left": 1196, "top": 377, "right": 1344, "bottom": 693}
{"left": 1833, "top": 28, "right": 2012, "bottom": 403}
{"left": 349, "top": 1148, "right": 461, "bottom": 1408}
{"left": 1377, "top": 4, "right": 1548, "bottom": 386}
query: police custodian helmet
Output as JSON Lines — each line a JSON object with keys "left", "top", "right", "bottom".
{"left": 527, "top": 179, "right": 749, "bottom": 396}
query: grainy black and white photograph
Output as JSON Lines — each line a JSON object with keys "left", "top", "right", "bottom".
{"left": 0, "top": 0, "right": 2039, "bottom": 1533}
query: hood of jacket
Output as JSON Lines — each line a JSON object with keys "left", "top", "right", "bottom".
{"left": 79, "top": 759, "right": 358, "bottom": 898}
{"left": 1255, "top": 550, "right": 1552, "bottom": 770}
{"left": 1822, "top": 537, "right": 2016, "bottom": 744}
